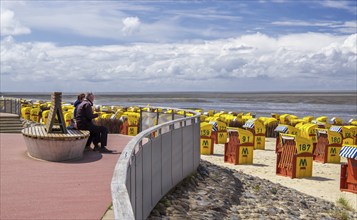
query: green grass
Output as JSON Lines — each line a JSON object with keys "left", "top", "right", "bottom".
{"left": 336, "top": 196, "right": 354, "bottom": 211}
{"left": 253, "top": 184, "right": 260, "bottom": 192}
{"left": 331, "top": 196, "right": 354, "bottom": 220}
{"left": 331, "top": 210, "right": 350, "bottom": 220}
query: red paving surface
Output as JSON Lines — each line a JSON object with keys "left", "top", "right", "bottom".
{"left": 0, "top": 133, "right": 133, "bottom": 220}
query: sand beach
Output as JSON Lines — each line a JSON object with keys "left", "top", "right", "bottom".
{"left": 109, "top": 137, "right": 357, "bottom": 219}
{"left": 201, "top": 138, "right": 357, "bottom": 210}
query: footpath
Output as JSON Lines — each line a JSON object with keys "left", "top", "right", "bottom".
{"left": 0, "top": 133, "right": 132, "bottom": 220}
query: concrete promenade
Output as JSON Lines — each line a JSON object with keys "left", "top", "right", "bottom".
{"left": 0, "top": 133, "right": 133, "bottom": 219}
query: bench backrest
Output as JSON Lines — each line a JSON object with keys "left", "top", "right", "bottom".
{"left": 45, "top": 92, "right": 67, "bottom": 134}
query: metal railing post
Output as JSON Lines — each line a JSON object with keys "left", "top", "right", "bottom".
{"left": 0, "top": 98, "right": 21, "bottom": 115}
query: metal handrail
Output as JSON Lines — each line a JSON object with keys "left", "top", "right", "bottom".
{"left": 0, "top": 98, "right": 21, "bottom": 115}
{"left": 111, "top": 107, "right": 200, "bottom": 220}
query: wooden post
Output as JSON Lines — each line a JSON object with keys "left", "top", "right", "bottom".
{"left": 45, "top": 92, "right": 67, "bottom": 133}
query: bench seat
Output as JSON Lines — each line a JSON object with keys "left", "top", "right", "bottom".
{"left": 22, "top": 126, "right": 90, "bottom": 140}
{"left": 22, "top": 125, "right": 90, "bottom": 162}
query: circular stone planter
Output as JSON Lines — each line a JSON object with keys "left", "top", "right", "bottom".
{"left": 22, "top": 126, "right": 90, "bottom": 162}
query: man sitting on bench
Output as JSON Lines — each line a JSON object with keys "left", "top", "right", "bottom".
{"left": 76, "top": 92, "right": 112, "bottom": 153}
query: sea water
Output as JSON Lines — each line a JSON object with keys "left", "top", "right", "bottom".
{"left": 1, "top": 91, "right": 356, "bottom": 123}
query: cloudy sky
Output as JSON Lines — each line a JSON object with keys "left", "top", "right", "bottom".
{"left": 1, "top": 0, "right": 356, "bottom": 93}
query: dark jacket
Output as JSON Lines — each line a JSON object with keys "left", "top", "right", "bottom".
{"left": 75, "top": 99, "right": 98, "bottom": 130}
{"left": 73, "top": 99, "right": 82, "bottom": 118}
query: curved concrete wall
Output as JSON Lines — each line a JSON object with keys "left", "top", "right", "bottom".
{"left": 111, "top": 108, "right": 200, "bottom": 220}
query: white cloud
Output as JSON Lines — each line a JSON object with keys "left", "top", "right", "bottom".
{"left": 272, "top": 20, "right": 357, "bottom": 34}
{"left": 319, "top": 0, "right": 357, "bottom": 14}
{"left": 272, "top": 20, "right": 335, "bottom": 27}
{"left": 332, "top": 21, "right": 357, "bottom": 34}
{"left": 342, "top": 34, "right": 357, "bottom": 53}
{"left": 1, "top": 1, "right": 139, "bottom": 40}
{"left": 0, "top": 2, "right": 215, "bottom": 43}
{"left": 0, "top": 9, "right": 31, "bottom": 36}
{"left": 1, "top": 33, "right": 356, "bottom": 92}
{"left": 0, "top": 1, "right": 217, "bottom": 43}
{"left": 320, "top": 0, "right": 352, "bottom": 10}
{"left": 276, "top": 33, "right": 347, "bottom": 51}
{"left": 122, "top": 17, "right": 141, "bottom": 36}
